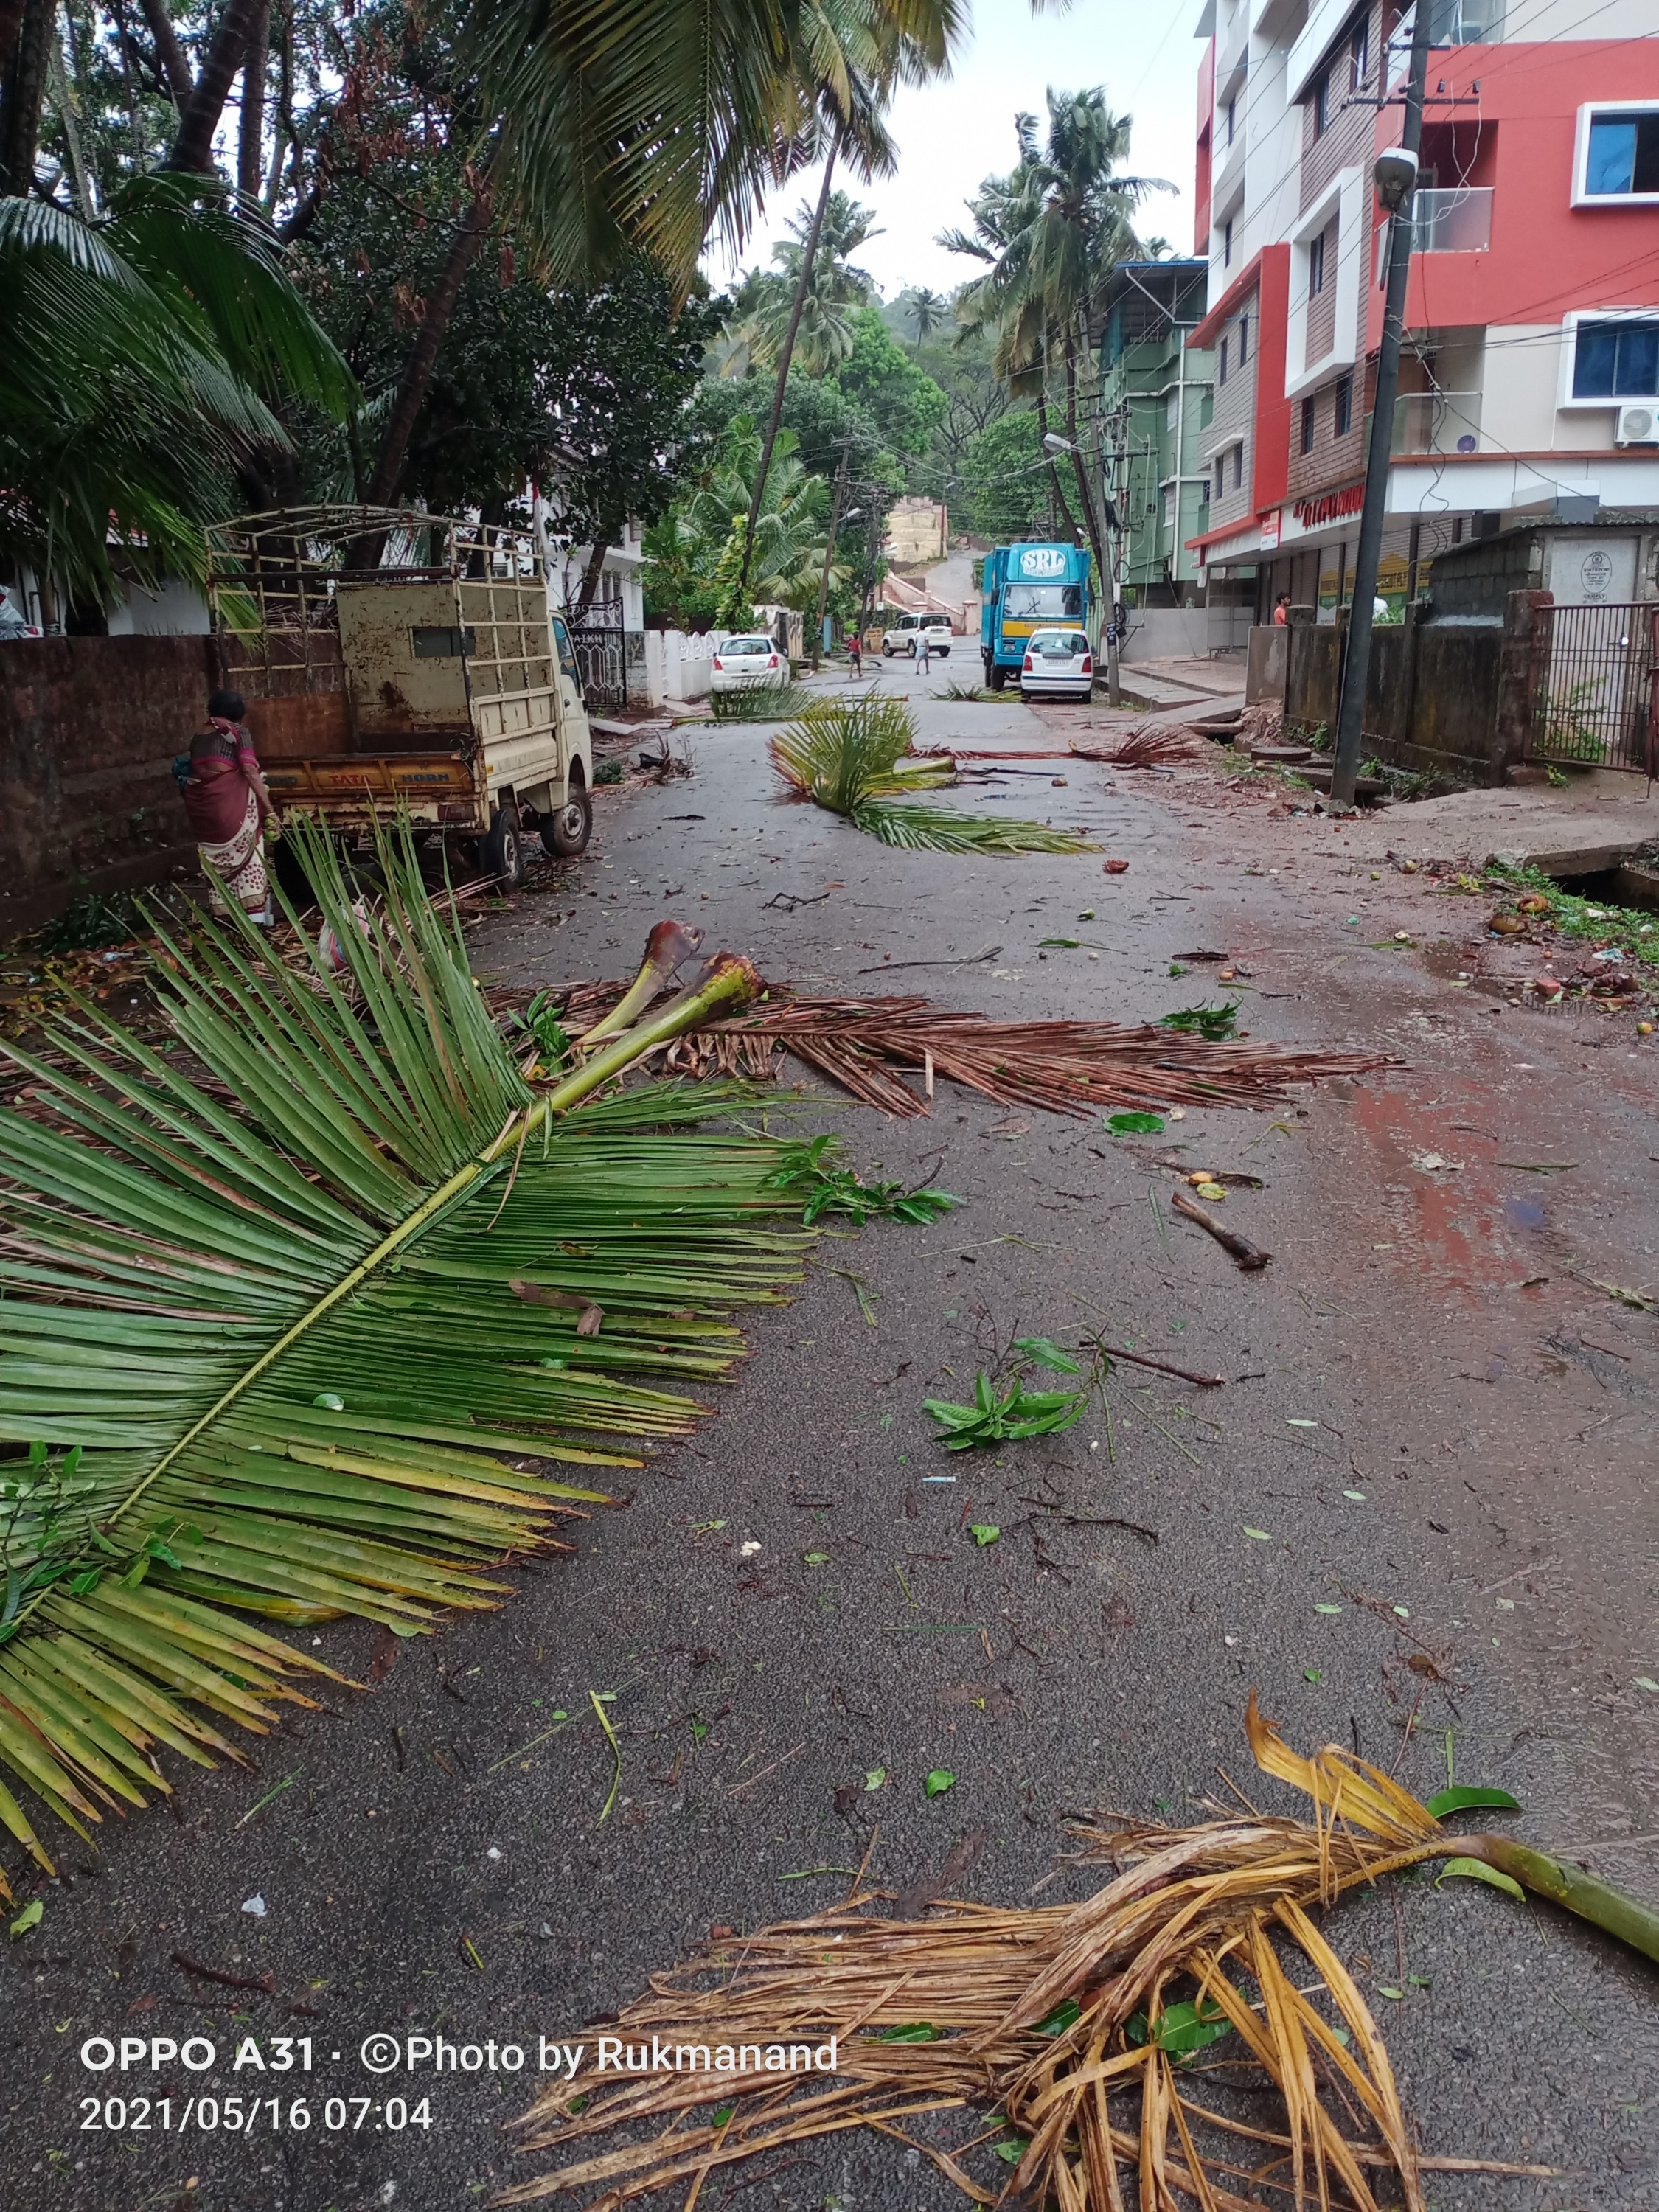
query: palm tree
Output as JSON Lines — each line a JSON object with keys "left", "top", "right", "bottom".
{"left": 0, "top": 173, "right": 355, "bottom": 610}
{"left": 942, "top": 88, "right": 1168, "bottom": 584}
{"left": 901, "top": 284, "right": 947, "bottom": 341}
{"left": 681, "top": 420, "right": 835, "bottom": 623}
{"left": 743, "top": 189, "right": 880, "bottom": 375}
{"left": 731, "top": 0, "right": 961, "bottom": 602}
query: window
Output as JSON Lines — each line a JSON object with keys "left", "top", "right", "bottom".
{"left": 1222, "top": 217, "right": 1233, "bottom": 267}
{"left": 1573, "top": 319, "right": 1659, "bottom": 399}
{"left": 1335, "top": 374, "right": 1354, "bottom": 436}
{"left": 1233, "top": 446, "right": 1245, "bottom": 490}
{"left": 1313, "top": 69, "right": 1330, "bottom": 137}
{"left": 1349, "top": 17, "right": 1369, "bottom": 91}
{"left": 1219, "top": 335, "right": 1229, "bottom": 383}
{"left": 1584, "top": 110, "right": 1659, "bottom": 198}
{"left": 1239, "top": 314, "right": 1250, "bottom": 364}
{"left": 1301, "top": 394, "right": 1317, "bottom": 453}
{"left": 1214, "top": 456, "right": 1225, "bottom": 499}
{"left": 1226, "top": 94, "right": 1237, "bottom": 147}
{"left": 1005, "top": 583, "right": 1084, "bottom": 620}
{"left": 1308, "top": 231, "right": 1326, "bottom": 296}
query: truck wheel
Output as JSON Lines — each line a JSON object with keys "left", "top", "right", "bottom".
{"left": 988, "top": 664, "right": 1007, "bottom": 692}
{"left": 479, "top": 802, "right": 524, "bottom": 890}
{"left": 541, "top": 782, "right": 592, "bottom": 858}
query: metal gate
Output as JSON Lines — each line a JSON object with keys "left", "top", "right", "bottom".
{"left": 1528, "top": 600, "right": 1659, "bottom": 773}
{"left": 568, "top": 604, "right": 636, "bottom": 712}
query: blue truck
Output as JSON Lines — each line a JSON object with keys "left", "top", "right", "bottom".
{"left": 979, "top": 541, "right": 1093, "bottom": 692}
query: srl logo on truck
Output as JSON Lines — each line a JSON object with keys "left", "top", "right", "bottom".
{"left": 1019, "top": 548, "right": 1068, "bottom": 577}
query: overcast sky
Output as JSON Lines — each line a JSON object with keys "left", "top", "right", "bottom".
{"left": 706, "top": 0, "right": 1202, "bottom": 300}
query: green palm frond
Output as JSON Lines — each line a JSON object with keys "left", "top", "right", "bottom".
{"left": 0, "top": 175, "right": 357, "bottom": 606}
{"left": 0, "top": 822, "right": 817, "bottom": 1898}
{"left": 771, "top": 697, "right": 1096, "bottom": 854}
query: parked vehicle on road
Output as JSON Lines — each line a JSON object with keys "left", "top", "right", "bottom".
{"left": 881, "top": 611, "right": 953, "bottom": 658}
{"left": 1019, "top": 627, "right": 1094, "bottom": 700}
{"left": 981, "top": 541, "right": 1092, "bottom": 690}
{"left": 711, "top": 634, "right": 787, "bottom": 691}
{"left": 206, "top": 506, "right": 594, "bottom": 893}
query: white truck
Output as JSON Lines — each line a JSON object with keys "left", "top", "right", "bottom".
{"left": 206, "top": 507, "right": 594, "bottom": 890}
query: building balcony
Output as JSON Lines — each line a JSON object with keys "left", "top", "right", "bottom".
{"left": 1391, "top": 389, "right": 1482, "bottom": 454}
{"left": 1378, "top": 188, "right": 1492, "bottom": 276}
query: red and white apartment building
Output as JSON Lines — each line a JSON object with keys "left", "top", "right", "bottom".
{"left": 1186, "top": 0, "right": 1659, "bottom": 619}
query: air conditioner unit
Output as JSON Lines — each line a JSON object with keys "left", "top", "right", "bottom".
{"left": 1615, "top": 403, "right": 1658, "bottom": 446}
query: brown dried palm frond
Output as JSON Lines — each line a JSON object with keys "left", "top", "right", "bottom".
{"left": 501, "top": 1697, "right": 1596, "bottom": 2211}
{"left": 526, "top": 983, "right": 1386, "bottom": 1121}
{"left": 1071, "top": 722, "right": 1200, "bottom": 768}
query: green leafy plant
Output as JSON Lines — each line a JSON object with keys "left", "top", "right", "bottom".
{"left": 592, "top": 759, "right": 627, "bottom": 786}
{"left": 38, "top": 893, "right": 146, "bottom": 954}
{"left": 766, "top": 1134, "right": 959, "bottom": 1225}
{"left": 771, "top": 697, "right": 1097, "bottom": 855}
{"left": 0, "top": 815, "right": 827, "bottom": 1896}
{"left": 1158, "top": 1001, "right": 1242, "bottom": 1041}
{"left": 1125, "top": 1997, "right": 1232, "bottom": 2058}
{"left": 502, "top": 991, "right": 574, "bottom": 1075}
{"left": 924, "top": 1371, "right": 1088, "bottom": 1450}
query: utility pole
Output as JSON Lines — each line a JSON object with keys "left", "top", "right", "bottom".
{"left": 1045, "top": 428, "right": 1124, "bottom": 706}
{"left": 1329, "top": 0, "right": 1436, "bottom": 807}
{"left": 811, "top": 434, "right": 854, "bottom": 672}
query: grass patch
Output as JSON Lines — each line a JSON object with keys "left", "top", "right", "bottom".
{"left": 709, "top": 682, "right": 801, "bottom": 724}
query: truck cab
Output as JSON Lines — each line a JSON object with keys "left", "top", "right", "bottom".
{"left": 980, "top": 542, "right": 1093, "bottom": 692}
{"left": 207, "top": 508, "right": 594, "bottom": 890}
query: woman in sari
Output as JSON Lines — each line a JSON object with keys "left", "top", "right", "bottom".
{"left": 176, "top": 688, "right": 278, "bottom": 922}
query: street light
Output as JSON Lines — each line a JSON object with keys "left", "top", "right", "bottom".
{"left": 1043, "top": 433, "right": 1121, "bottom": 706}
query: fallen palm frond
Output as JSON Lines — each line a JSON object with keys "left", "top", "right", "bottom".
{"left": 0, "top": 821, "right": 831, "bottom": 1899}
{"left": 772, "top": 697, "right": 1097, "bottom": 855}
{"left": 532, "top": 987, "right": 1385, "bottom": 1121}
{"left": 1071, "top": 721, "right": 1200, "bottom": 768}
{"left": 502, "top": 1695, "right": 1652, "bottom": 2210}
{"left": 709, "top": 681, "right": 803, "bottom": 724}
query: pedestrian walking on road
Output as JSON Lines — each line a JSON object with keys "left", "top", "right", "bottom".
{"left": 848, "top": 632, "right": 863, "bottom": 680}
{"left": 916, "top": 630, "right": 932, "bottom": 675}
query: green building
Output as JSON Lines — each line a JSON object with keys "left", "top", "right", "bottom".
{"left": 1099, "top": 260, "right": 1214, "bottom": 611}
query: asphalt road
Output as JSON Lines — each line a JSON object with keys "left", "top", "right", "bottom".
{"left": 7, "top": 657, "right": 1658, "bottom": 2212}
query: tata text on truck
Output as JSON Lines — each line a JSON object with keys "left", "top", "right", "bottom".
{"left": 979, "top": 541, "right": 1093, "bottom": 692}
{"left": 206, "top": 506, "right": 594, "bottom": 891}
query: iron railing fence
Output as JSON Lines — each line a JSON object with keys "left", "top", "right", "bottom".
{"left": 1528, "top": 600, "right": 1659, "bottom": 775}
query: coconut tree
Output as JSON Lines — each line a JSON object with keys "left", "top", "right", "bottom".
{"left": 731, "top": 0, "right": 960, "bottom": 601}
{"left": 679, "top": 420, "right": 836, "bottom": 624}
{"left": 942, "top": 88, "right": 1168, "bottom": 583}
{"left": 743, "top": 188, "right": 882, "bottom": 375}
{"left": 900, "top": 283, "right": 947, "bottom": 341}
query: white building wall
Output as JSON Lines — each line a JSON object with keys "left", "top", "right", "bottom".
{"left": 1208, "top": 0, "right": 1310, "bottom": 311}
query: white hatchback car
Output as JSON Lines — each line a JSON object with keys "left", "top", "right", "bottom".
{"left": 711, "top": 634, "right": 787, "bottom": 690}
{"left": 880, "top": 612, "right": 953, "bottom": 658}
{"left": 1019, "top": 627, "right": 1094, "bottom": 698}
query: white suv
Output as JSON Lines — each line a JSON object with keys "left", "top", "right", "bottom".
{"left": 880, "top": 612, "right": 953, "bottom": 658}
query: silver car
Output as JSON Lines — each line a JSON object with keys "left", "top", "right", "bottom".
{"left": 1019, "top": 627, "right": 1093, "bottom": 699}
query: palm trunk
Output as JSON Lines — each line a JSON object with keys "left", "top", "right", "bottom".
{"left": 165, "top": 0, "right": 264, "bottom": 173}
{"left": 0, "top": 0, "right": 52, "bottom": 196}
{"left": 1033, "top": 389, "right": 1079, "bottom": 543}
{"left": 361, "top": 181, "right": 492, "bottom": 514}
{"left": 237, "top": 0, "right": 268, "bottom": 200}
{"left": 571, "top": 538, "right": 610, "bottom": 624}
{"left": 737, "top": 131, "right": 839, "bottom": 601}
{"left": 1062, "top": 330, "right": 1119, "bottom": 703}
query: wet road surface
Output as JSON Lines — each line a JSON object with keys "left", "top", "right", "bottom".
{"left": 7, "top": 659, "right": 1658, "bottom": 2211}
